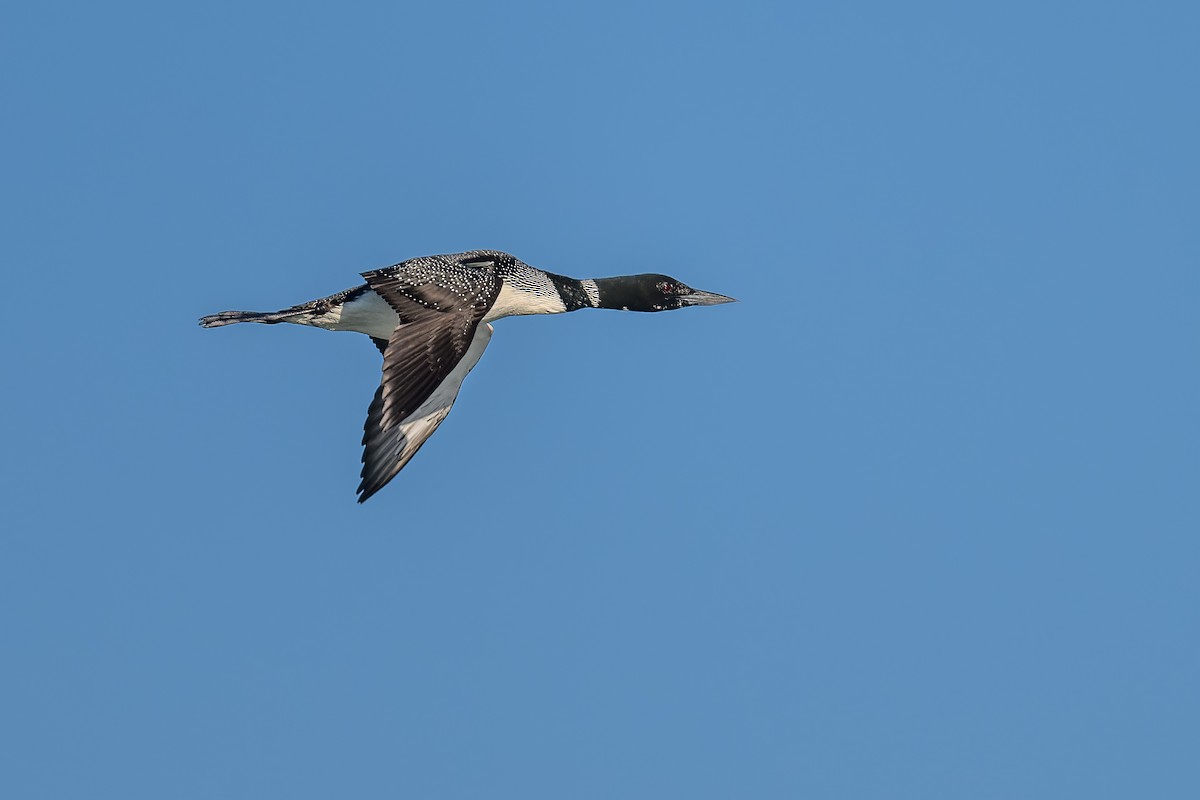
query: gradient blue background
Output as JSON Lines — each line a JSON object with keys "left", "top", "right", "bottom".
{"left": 3, "top": 1, "right": 1197, "bottom": 797}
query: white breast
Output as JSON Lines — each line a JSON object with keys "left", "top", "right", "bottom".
{"left": 484, "top": 279, "right": 567, "bottom": 322}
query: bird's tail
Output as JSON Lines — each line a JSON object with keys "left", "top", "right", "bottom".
{"left": 198, "top": 309, "right": 294, "bottom": 328}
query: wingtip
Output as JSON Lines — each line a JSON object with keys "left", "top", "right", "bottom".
{"left": 356, "top": 478, "right": 386, "bottom": 504}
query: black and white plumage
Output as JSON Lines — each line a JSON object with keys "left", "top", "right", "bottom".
{"left": 200, "top": 250, "right": 735, "bottom": 502}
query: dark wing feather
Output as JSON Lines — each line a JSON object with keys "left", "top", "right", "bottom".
{"left": 359, "top": 383, "right": 393, "bottom": 501}
{"left": 358, "top": 382, "right": 427, "bottom": 504}
{"left": 362, "top": 261, "right": 500, "bottom": 428}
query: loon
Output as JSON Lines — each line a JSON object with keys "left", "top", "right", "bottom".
{"left": 200, "top": 250, "right": 735, "bottom": 502}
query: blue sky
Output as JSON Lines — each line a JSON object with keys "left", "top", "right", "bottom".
{"left": 3, "top": 1, "right": 1198, "bottom": 797}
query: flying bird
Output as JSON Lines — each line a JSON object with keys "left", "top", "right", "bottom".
{"left": 200, "top": 250, "right": 735, "bottom": 502}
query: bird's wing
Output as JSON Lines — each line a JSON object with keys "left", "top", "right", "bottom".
{"left": 361, "top": 258, "right": 501, "bottom": 429}
{"left": 357, "top": 324, "right": 493, "bottom": 502}
{"left": 355, "top": 257, "right": 501, "bottom": 501}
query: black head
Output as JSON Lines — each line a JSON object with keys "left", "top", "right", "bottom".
{"left": 593, "top": 273, "right": 737, "bottom": 312}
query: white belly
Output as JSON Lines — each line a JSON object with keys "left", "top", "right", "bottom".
{"left": 331, "top": 290, "right": 402, "bottom": 338}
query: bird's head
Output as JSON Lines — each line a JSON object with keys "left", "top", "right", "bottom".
{"left": 594, "top": 273, "right": 737, "bottom": 312}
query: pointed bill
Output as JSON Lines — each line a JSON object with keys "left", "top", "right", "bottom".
{"left": 682, "top": 289, "right": 737, "bottom": 307}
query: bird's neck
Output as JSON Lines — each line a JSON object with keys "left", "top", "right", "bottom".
{"left": 543, "top": 273, "right": 598, "bottom": 312}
